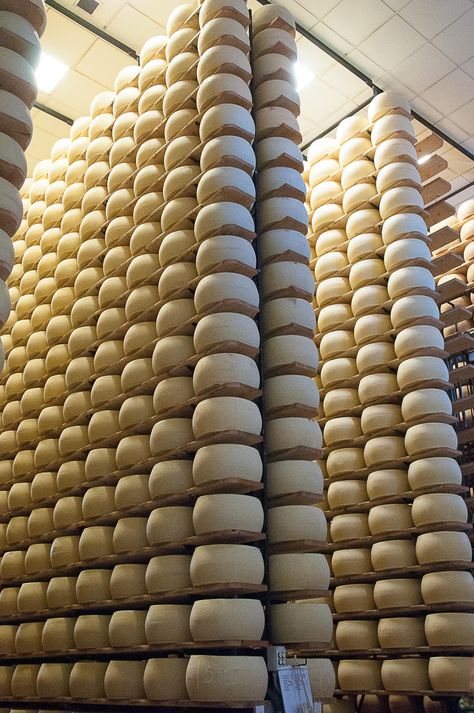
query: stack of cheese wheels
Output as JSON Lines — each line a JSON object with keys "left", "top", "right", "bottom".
{"left": 304, "top": 90, "right": 470, "bottom": 700}
{"left": 252, "top": 4, "right": 331, "bottom": 706}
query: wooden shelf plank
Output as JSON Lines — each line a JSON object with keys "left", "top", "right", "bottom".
{"left": 422, "top": 177, "right": 451, "bottom": 205}
{"left": 445, "top": 331, "right": 474, "bottom": 356}
{"left": 441, "top": 305, "right": 472, "bottom": 327}
{"left": 430, "top": 225, "right": 459, "bottom": 253}
{"left": 453, "top": 393, "right": 474, "bottom": 413}
{"left": 416, "top": 133, "right": 443, "bottom": 157}
{"left": 457, "top": 425, "right": 474, "bottom": 445}
{"left": 419, "top": 154, "right": 448, "bottom": 182}
{"left": 432, "top": 251, "right": 464, "bottom": 276}
{"left": 450, "top": 363, "right": 474, "bottom": 385}
{"left": 437, "top": 278, "right": 468, "bottom": 304}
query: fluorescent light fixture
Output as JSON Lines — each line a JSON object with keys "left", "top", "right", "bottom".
{"left": 418, "top": 153, "right": 433, "bottom": 165}
{"left": 35, "top": 52, "right": 69, "bottom": 93}
{"left": 294, "top": 62, "right": 314, "bottom": 91}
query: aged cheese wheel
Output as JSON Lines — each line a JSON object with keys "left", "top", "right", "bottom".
{"left": 371, "top": 540, "right": 417, "bottom": 571}
{"left": 318, "top": 305, "right": 353, "bottom": 334}
{"left": 336, "top": 620, "right": 378, "bottom": 650}
{"left": 193, "top": 353, "right": 259, "bottom": 396}
{"left": 37, "top": 662, "right": 73, "bottom": 697}
{"left": 149, "top": 461, "right": 192, "bottom": 499}
{"left": 379, "top": 186, "right": 423, "bottom": 220}
{"left": 405, "top": 422, "right": 457, "bottom": 455}
{"left": 113, "top": 517, "right": 148, "bottom": 553}
{"left": 17, "top": 581, "right": 47, "bottom": 611}
{"left": 388, "top": 266, "right": 435, "bottom": 299}
{"left": 364, "top": 436, "right": 406, "bottom": 466}
{"left": 193, "top": 443, "right": 262, "bottom": 484}
{"left": 45, "top": 576, "right": 77, "bottom": 609}
{"left": 425, "top": 612, "right": 474, "bottom": 647}
{"left": 192, "top": 396, "right": 261, "bottom": 439}
{"left": 395, "top": 325, "right": 443, "bottom": 359}
{"left": 191, "top": 544, "right": 264, "bottom": 585}
{"left": 422, "top": 571, "right": 474, "bottom": 604}
{"left": 382, "top": 659, "right": 429, "bottom": 692}
{"left": 331, "top": 513, "right": 370, "bottom": 542}
{"left": 401, "top": 389, "right": 452, "bottom": 423}
{"left": 334, "top": 584, "right": 375, "bottom": 613}
{"left": 346, "top": 209, "right": 381, "bottom": 240}
{"left": 193, "top": 495, "right": 263, "bottom": 535}
{"left": 110, "top": 564, "right": 147, "bottom": 599}
{"left": 397, "top": 356, "right": 449, "bottom": 390}
{"left": 190, "top": 598, "right": 264, "bottom": 643}
{"left": 11, "top": 663, "right": 41, "bottom": 696}
{"left": 323, "top": 389, "right": 360, "bottom": 418}
{"left": 50, "top": 535, "right": 80, "bottom": 567}
{"left": 273, "top": 602, "right": 332, "bottom": 645}
{"left": 349, "top": 258, "right": 385, "bottom": 289}
{"left": 76, "top": 570, "right": 111, "bottom": 605}
{"left": 338, "top": 660, "right": 382, "bottom": 690}
{"left": 104, "top": 660, "right": 146, "bottom": 699}
{"left": 366, "top": 469, "right": 409, "bottom": 501}
{"left": 270, "top": 552, "right": 329, "bottom": 590}
{"left": 42, "top": 617, "right": 75, "bottom": 651}
{"left": 109, "top": 610, "right": 147, "bottom": 647}
{"left": 324, "top": 416, "right": 362, "bottom": 446}
{"left": 146, "top": 555, "right": 192, "bottom": 593}
{"left": 315, "top": 251, "right": 348, "bottom": 282}
{"left": 416, "top": 531, "right": 472, "bottom": 564}
{"left": 375, "top": 579, "right": 422, "bottom": 612}
{"left": 368, "top": 504, "right": 413, "bottom": 534}
{"left": 145, "top": 604, "right": 191, "bottom": 645}
{"left": 332, "top": 548, "right": 372, "bottom": 577}
{"left": 374, "top": 138, "right": 417, "bottom": 170}
{"left": 361, "top": 404, "right": 402, "bottom": 435}
{"left": 320, "top": 357, "right": 357, "bottom": 388}
{"left": 356, "top": 342, "right": 396, "bottom": 374}
{"left": 79, "top": 526, "right": 114, "bottom": 560}
{"left": 69, "top": 661, "right": 108, "bottom": 698}
{"left": 144, "top": 658, "right": 188, "bottom": 700}
{"left": 194, "top": 312, "right": 258, "bottom": 354}
{"left": 265, "top": 417, "right": 321, "bottom": 457}
{"left": 429, "top": 656, "right": 470, "bottom": 693}
{"left": 186, "top": 655, "right": 267, "bottom": 701}
{"left": 319, "top": 329, "right": 354, "bottom": 359}
{"left": 382, "top": 212, "right": 428, "bottom": 244}
{"left": 378, "top": 617, "right": 426, "bottom": 649}
{"left": 149, "top": 419, "right": 194, "bottom": 457}
{"left": 408, "top": 457, "right": 462, "bottom": 490}
{"left": 53, "top": 496, "right": 84, "bottom": 529}
{"left": 347, "top": 232, "right": 383, "bottom": 263}
{"left": 147, "top": 506, "right": 194, "bottom": 544}
{"left": 326, "top": 448, "right": 365, "bottom": 478}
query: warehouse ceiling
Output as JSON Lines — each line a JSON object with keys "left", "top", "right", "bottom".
{"left": 28, "top": 0, "right": 474, "bottom": 204}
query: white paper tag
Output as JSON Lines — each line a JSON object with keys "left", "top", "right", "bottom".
{"left": 278, "top": 666, "right": 315, "bottom": 713}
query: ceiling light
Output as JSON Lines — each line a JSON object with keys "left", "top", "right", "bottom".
{"left": 35, "top": 52, "right": 69, "bottom": 93}
{"left": 294, "top": 62, "right": 314, "bottom": 91}
{"left": 418, "top": 153, "right": 433, "bottom": 165}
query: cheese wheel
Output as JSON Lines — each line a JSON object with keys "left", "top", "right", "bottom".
{"left": 149, "top": 462, "right": 192, "bottom": 499}
{"left": 324, "top": 416, "right": 362, "bottom": 446}
{"left": 17, "top": 581, "right": 47, "bottom": 612}
{"left": 193, "top": 443, "right": 262, "bottom": 484}
{"left": 194, "top": 201, "right": 254, "bottom": 241}
{"left": 270, "top": 552, "right": 329, "bottom": 590}
{"left": 79, "top": 526, "right": 114, "bottom": 560}
{"left": 0, "top": 588, "right": 19, "bottom": 615}
{"left": 326, "top": 447, "right": 365, "bottom": 477}
{"left": 150, "top": 418, "right": 194, "bottom": 456}
{"left": 336, "top": 620, "right": 378, "bottom": 650}
{"left": 104, "top": 660, "right": 146, "bottom": 699}
{"left": 42, "top": 617, "right": 75, "bottom": 652}
{"left": 366, "top": 469, "right": 409, "bottom": 500}
{"left": 333, "top": 584, "right": 375, "bottom": 613}
{"left": 364, "top": 436, "right": 406, "bottom": 466}
{"left": 110, "top": 564, "right": 147, "bottom": 599}
{"left": 190, "top": 598, "right": 263, "bottom": 641}
{"left": 377, "top": 617, "right": 426, "bottom": 649}
{"left": 319, "top": 329, "right": 354, "bottom": 358}
{"left": 318, "top": 305, "right": 353, "bottom": 334}
{"left": 144, "top": 603, "right": 191, "bottom": 644}
{"left": 425, "top": 612, "right": 474, "bottom": 648}
{"left": 408, "top": 457, "right": 462, "bottom": 490}
{"left": 361, "top": 404, "right": 402, "bottom": 435}
{"left": 193, "top": 312, "right": 259, "bottom": 354}
{"left": 331, "top": 513, "right": 370, "bottom": 542}
{"left": 11, "top": 663, "right": 41, "bottom": 697}
{"left": 50, "top": 535, "right": 80, "bottom": 567}
{"left": 273, "top": 602, "right": 332, "bottom": 645}
{"left": 193, "top": 495, "right": 263, "bottom": 535}
{"left": 109, "top": 610, "right": 147, "bottom": 647}
{"left": 113, "top": 517, "right": 148, "bottom": 553}
{"left": 382, "top": 659, "right": 429, "bottom": 692}
{"left": 84, "top": 448, "right": 117, "bottom": 483}
{"left": 146, "top": 555, "right": 191, "bottom": 593}
{"left": 327, "top": 480, "right": 367, "bottom": 509}
{"left": 76, "top": 570, "right": 111, "bottom": 605}
{"left": 193, "top": 353, "right": 259, "bottom": 396}
{"left": 358, "top": 373, "right": 398, "bottom": 405}
{"left": 191, "top": 544, "right": 264, "bottom": 586}
{"left": 429, "top": 656, "right": 470, "bottom": 693}
{"left": 144, "top": 658, "right": 188, "bottom": 701}
{"left": 374, "top": 579, "right": 422, "bottom": 609}
{"left": 368, "top": 503, "right": 413, "bottom": 534}
{"left": 186, "top": 655, "right": 267, "bottom": 701}
{"left": 406, "top": 422, "right": 457, "bottom": 455}
{"left": 371, "top": 540, "right": 417, "bottom": 571}
{"left": 337, "top": 660, "right": 382, "bottom": 691}
{"left": 382, "top": 212, "right": 428, "bottom": 245}
{"left": 357, "top": 338, "right": 395, "bottom": 372}
{"left": 37, "top": 662, "right": 73, "bottom": 697}
{"left": 192, "top": 396, "right": 261, "bottom": 439}
{"left": 69, "top": 661, "right": 108, "bottom": 698}
{"left": 422, "top": 571, "right": 474, "bottom": 605}
{"left": 374, "top": 138, "right": 417, "bottom": 170}
{"left": 146, "top": 506, "right": 194, "bottom": 544}
{"left": 57, "top": 460, "right": 86, "bottom": 491}
{"left": 323, "top": 388, "right": 360, "bottom": 418}
{"left": 332, "top": 548, "right": 372, "bottom": 577}
{"left": 401, "top": 388, "right": 451, "bottom": 422}
{"left": 320, "top": 357, "right": 357, "bottom": 388}
{"left": 380, "top": 186, "right": 424, "bottom": 220}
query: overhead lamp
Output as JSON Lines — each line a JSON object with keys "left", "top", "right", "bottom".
{"left": 35, "top": 52, "right": 69, "bottom": 93}
{"left": 294, "top": 62, "right": 314, "bottom": 91}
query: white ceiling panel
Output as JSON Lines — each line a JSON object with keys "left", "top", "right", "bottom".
{"left": 392, "top": 43, "right": 455, "bottom": 94}
{"left": 359, "top": 15, "right": 425, "bottom": 70}
{"left": 107, "top": 4, "right": 164, "bottom": 51}
{"left": 424, "top": 68, "right": 474, "bottom": 114}
{"left": 50, "top": 69, "right": 107, "bottom": 115}
{"left": 324, "top": 0, "right": 393, "bottom": 46}
{"left": 76, "top": 39, "right": 132, "bottom": 87}
{"left": 399, "top": 0, "right": 472, "bottom": 40}
{"left": 431, "top": 7, "right": 474, "bottom": 65}
{"left": 41, "top": 8, "right": 95, "bottom": 65}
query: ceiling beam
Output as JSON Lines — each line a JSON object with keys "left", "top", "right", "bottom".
{"left": 35, "top": 102, "right": 74, "bottom": 126}
{"left": 254, "top": 0, "right": 473, "bottom": 163}
{"left": 45, "top": 0, "right": 139, "bottom": 61}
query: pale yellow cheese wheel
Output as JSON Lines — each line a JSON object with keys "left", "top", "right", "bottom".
{"left": 378, "top": 617, "right": 426, "bottom": 649}
{"left": 416, "top": 531, "right": 472, "bottom": 564}
{"left": 79, "top": 526, "right": 114, "bottom": 560}
{"left": 0, "top": 588, "right": 19, "bottom": 615}
{"left": 270, "top": 552, "right": 329, "bottom": 590}
{"left": 150, "top": 418, "right": 194, "bottom": 456}
{"left": 146, "top": 506, "right": 194, "bottom": 544}
{"left": 326, "top": 447, "right": 365, "bottom": 477}
{"left": 421, "top": 571, "right": 474, "bottom": 605}
{"left": 186, "top": 654, "right": 267, "bottom": 701}
{"left": 193, "top": 443, "right": 262, "bottom": 484}
{"left": 429, "top": 656, "right": 470, "bottom": 693}
{"left": 193, "top": 495, "right": 263, "bottom": 535}
{"left": 336, "top": 620, "right": 378, "bottom": 650}
{"left": 405, "top": 422, "right": 457, "bottom": 455}
{"left": 335, "top": 659, "right": 383, "bottom": 692}
{"left": 272, "top": 602, "right": 332, "bottom": 645}
{"left": 69, "top": 661, "right": 108, "bottom": 698}
{"left": 50, "top": 535, "right": 80, "bottom": 567}
{"left": 331, "top": 513, "right": 369, "bottom": 541}
{"left": 109, "top": 610, "right": 147, "bottom": 647}
{"left": 366, "top": 469, "right": 409, "bottom": 500}
{"left": 146, "top": 555, "right": 191, "bottom": 593}
{"left": 17, "top": 581, "right": 47, "bottom": 611}
{"left": 324, "top": 416, "right": 362, "bottom": 446}
{"left": 24, "top": 542, "right": 50, "bottom": 575}
{"left": 190, "top": 598, "right": 263, "bottom": 642}
{"left": 76, "top": 570, "right": 111, "bottom": 605}
{"left": 57, "top": 460, "right": 86, "bottom": 491}
{"left": 150, "top": 460, "right": 193, "bottom": 497}
{"left": 408, "top": 457, "right": 462, "bottom": 490}
{"left": 371, "top": 540, "right": 417, "bottom": 571}
{"left": 323, "top": 388, "right": 359, "bottom": 418}
{"left": 74, "top": 614, "right": 111, "bottom": 649}
{"left": 332, "top": 548, "right": 372, "bottom": 577}
{"left": 42, "top": 617, "right": 75, "bottom": 652}
{"left": 11, "top": 663, "right": 41, "bottom": 697}
{"left": 361, "top": 404, "right": 402, "bottom": 435}
{"left": 320, "top": 357, "right": 357, "bottom": 387}
{"left": 37, "top": 662, "right": 73, "bottom": 697}
{"left": 368, "top": 504, "right": 413, "bottom": 534}
{"left": 382, "top": 659, "right": 429, "bottom": 692}
{"left": 193, "top": 396, "right": 261, "bottom": 439}
{"left": 318, "top": 305, "right": 353, "bottom": 334}
{"left": 110, "top": 564, "right": 147, "bottom": 599}
{"left": 333, "top": 583, "right": 375, "bottom": 613}
{"left": 191, "top": 544, "right": 264, "bottom": 586}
